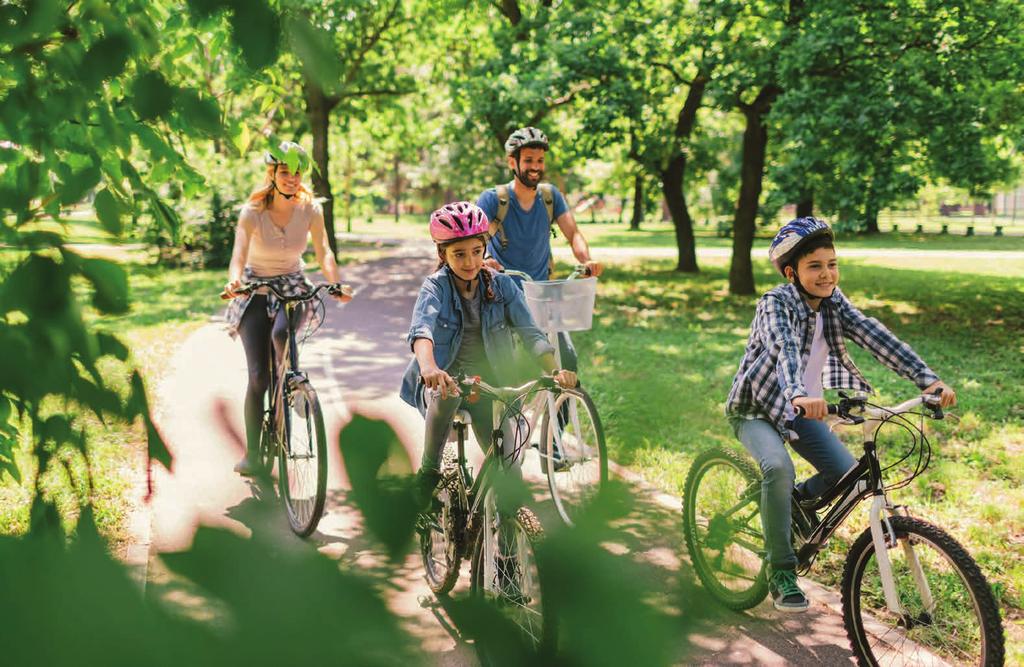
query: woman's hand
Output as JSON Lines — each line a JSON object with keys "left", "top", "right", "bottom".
{"left": 421, "top": 366, "right": 460, "bottom": 399}
{"left": 552, "top": 369, "right": 578, "bottom": 389}
{"left": 792, "top": 396, "right": 828, "bottom": 420}
{"left": 223, "top": 277, "right": 243, "bottom": 299}
{"left": 331, "top": 284, "right": 354, "bottom": 303}
{"left": 923, "top": 380, "right": 957, "bottom": 408}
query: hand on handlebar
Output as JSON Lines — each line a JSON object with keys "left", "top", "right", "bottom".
{"left": 222, "top": 278, "right": 244, "bottom": 299}
{"left": 552, "top": 369, "right": 578, "bottom": 389}
{"left": 422, "top": 366, "right": 461, "bottom": 399}
{"left": 792, "top": 396, "right": 829, "bottom": 420}
{"left": 582, "top": 260, "right": 603, "bottom": 278}
{"left": 330, "top": 284, "right": 354, "bottom": 303}
{"left": 923, "top": 380, "right": 956, "bottom": 408}
{"left": 483, "top": 258, "right": 504, "bottom": 272}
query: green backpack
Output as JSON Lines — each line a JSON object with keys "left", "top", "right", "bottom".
{"left": 492, "top": 182, "right": 557, "bottom": 249}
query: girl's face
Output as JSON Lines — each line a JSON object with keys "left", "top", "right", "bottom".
{"left": 443, "top": 237, "right": 486, "bottom": 281}
{"left": 788, "top": 246, "right": 839, "bottom": 299}
{"left": 274, "top": 164, "right": 302, "bottom": 195}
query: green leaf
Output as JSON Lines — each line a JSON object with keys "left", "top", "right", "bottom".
{"left": 68, "top": 252, "right": 129, "bottom": 315}
{"left": 128, "top": 371, "right": 172, "bottom": 469}
{"left": 174, "top": 89, "right": 222, "bottom": 136}
{"left": 285, "top": 15, "right": 343, "bottom": 92}
{"left": 229, "top": 0, "right": 280, "bottom": 71}
{"left": 93, "top": 188, "right": 124, "bottom": 236}
{"left": 80, "top": 34, "right": 132, "bottom": 86}
{"left": 131, "top": 71, "right": 175, "bottom": 121}
{"left": 231, "top": 122, "right": 251, "bottom": 155}
{"left": 59, "top": 161, "right": 101, "bottom": 206}
{"left": 96, "top": 332, "right": 129, "bottom": 361}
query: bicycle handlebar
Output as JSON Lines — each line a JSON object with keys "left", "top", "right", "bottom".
{"left": 220, "top": 280, "right": 353, "bottom": 302}
{"left": 501, "top": 264, "right": 592, "bottom": 282}
{"left": 785, "top": 389, "right": 945, "bottom": 431}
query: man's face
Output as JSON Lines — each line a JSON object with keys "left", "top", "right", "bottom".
{"left": 508, "top": 147, "right": 546, "bottom": 187}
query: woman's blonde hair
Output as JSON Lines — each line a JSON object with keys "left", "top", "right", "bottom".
{"left": 246, "top": 164, "right": 313, "bottom": 211}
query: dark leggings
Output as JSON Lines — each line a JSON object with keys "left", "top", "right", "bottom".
{"left": 236, "top": 295, "right": 306, "bottom": 452}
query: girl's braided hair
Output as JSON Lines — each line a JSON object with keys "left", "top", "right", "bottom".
{"left": 436, "top": 235, "right": 495, "bottom": 302}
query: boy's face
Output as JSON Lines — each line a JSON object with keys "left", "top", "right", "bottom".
{"left": 789, "top": 246, "right": 839, "bottom": 299}
{"left": 444, "top": 237, "right": 486, "bottom": 281}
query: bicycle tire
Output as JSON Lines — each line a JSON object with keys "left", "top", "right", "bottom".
{"left": 539, "top": 386, "right": 608, "bottom": 526}
{"left": 420, "top": 459, "right": 464, "bottom": 595}
{"left": 841, "top": 515, "right": 1004, "bottom": 666}
{"left": 277, "top": 380, "right": 328, "bottom": 537}
{"left": 470, "top": 498, "right": 556, "bottom": 665}
{"left": 682, "top": 447, "right": 770, "bottom": 610}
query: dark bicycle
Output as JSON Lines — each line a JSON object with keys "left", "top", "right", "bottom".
{"left": 682, "top": 391, "right": 1005, "bottom": 666}
{"left": 221, "top": 280, "right": 350, "bottom": 537}
{"left": 417, "top": 373, "right": 558, "bottom": 665}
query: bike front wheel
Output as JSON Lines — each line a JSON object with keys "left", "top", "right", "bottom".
{"left": 470, "top": 493, "right": 555, "bottom": 665}
{"left": 682, "top": 447, "right": 769, "bottom": 610}
{"left": 277, "top": 380, "right": 328, "bottom": 537}
{"left": 841, "top": 515, "right": 1004, "bottom": 666}
{"left": 419, "top": 462, "right": 463, "bottom": 595}
{"left": 539, "top": 387, "right": 608, "bottom": 526}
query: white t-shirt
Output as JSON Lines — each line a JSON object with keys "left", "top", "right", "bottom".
{"left": 802, "top": 311, "right": 828, "bottom": 398}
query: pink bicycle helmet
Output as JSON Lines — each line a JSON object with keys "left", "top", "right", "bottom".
{"left": 429, "top": 202, "right": 490, "bottom": 243}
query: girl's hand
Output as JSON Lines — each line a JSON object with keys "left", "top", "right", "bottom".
{"left": 792, "top": 396, "right": 828, "bottom": 420}
{"left": 421, "top": 366, "right": 460, "bottom": 399}
{"left": 223, "top": 278, "right": 243, "bottom": 299}
{"left": 552, "top": 369, "right": 578, "bottom": 389}
{"left": 923, "top": 380, "right": 957, "bottom": 408}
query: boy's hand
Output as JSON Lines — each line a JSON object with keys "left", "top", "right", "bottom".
{"left": 792, "top": 396, "right": 828, "bottom": 420}
{"left": 923, "top": 380, "right": 957, "bottom": 408}
{"left": 421, "top": 367, "right": 460, "bottom": 399}
{"left": 552, "top": 369, "right": 578, "bottom": 389}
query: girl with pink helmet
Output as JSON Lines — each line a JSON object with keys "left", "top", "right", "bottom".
{"left": 400, "top": 202, "right": 578, "bottom": 498}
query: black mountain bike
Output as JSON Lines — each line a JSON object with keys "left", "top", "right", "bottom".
{"left": 418, "top": 373, "right": 558, "bottom": 665}
{"left": 683, "top": 392, "right": 1004, "bottom": 666}
{"left": 223, "top": 280, "right": 350, "bottom": 537}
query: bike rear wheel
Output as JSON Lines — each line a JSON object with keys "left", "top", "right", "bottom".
{"left": 682, "top": 447, "right": 769, "bottom": 610}
{"left": 841, "top": 515, "right": 1004, "bottom": 666}
{"left": 539, "top": 387, "right": 607, "bottom": 526}
{"left": 277, "top": 379, "right": 328, "bottom": 537}
{"left": 470, "top": 492, "right": 555, "bottom": 665}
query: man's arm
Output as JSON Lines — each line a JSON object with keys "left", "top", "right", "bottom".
{"left": 555, "top": 211, "right": 603, "bottom": 277}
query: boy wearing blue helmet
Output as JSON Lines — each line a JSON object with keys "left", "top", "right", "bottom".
{"left": 725, "top": 217, "right": 956, "bottom": 611}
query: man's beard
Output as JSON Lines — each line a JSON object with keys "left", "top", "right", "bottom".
{"left": 515, "top": 165, "right": 544, "bottom": 188}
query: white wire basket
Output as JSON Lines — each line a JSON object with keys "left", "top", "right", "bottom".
{"left": 522, "top": 277, "right": 597, "bottom": 333}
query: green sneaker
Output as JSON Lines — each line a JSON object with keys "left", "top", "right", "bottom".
{"left": 769, "top": 568, "right": 810, "bottom": 612}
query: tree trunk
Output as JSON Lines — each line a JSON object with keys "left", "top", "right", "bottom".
{"left": 304, "top": 81, "right": 339, "bottom": 257}
{"left": 863, "top": 184, "right": 880, "bottom": 233}
{"left": 662, "top": 154, "right": 699, "bottom": 273}
{"left": 630, "top": 174, "right": 643, "bottom": 230}
{"left": 796, "top": 196, "right": 813, "bottom": 218}
{"left": 730, "top": 93, "right": 775, "bottom": 295}
{"left": 393, "top": 154, "right": 401, "bottom": 224}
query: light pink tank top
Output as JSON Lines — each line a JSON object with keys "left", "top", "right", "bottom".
{"left": 241, "top": 201, "right": 319, "bottom": 277}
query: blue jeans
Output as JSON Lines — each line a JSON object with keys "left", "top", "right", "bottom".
{"left": 732, "top": 417, "right": 857, "bottom": 570}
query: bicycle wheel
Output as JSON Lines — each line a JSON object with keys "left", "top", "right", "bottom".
{"left": 682, "top": 447, "right": 769, "bottom": 610}
{"left": 539, "top": 387, "right": 608, "bottom": 525}
{"left": 470, "top": 491, "right": 555, "bottom": 665}
{"left": 419, "top": 456, "right": 463, "bottom": 595}
{"left": 841, "top": 516, "right": 1004, "bottom": 666}
{"left": 277, "top": 378, "right": 328, "bottom": 537}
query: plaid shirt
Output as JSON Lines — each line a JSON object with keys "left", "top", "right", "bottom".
{"left": 726, "top": 283, "right": 940, "bottom": 437}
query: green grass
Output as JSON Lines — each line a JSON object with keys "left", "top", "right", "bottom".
{"left": 0, "top": 262, "right": 224, "bottom": 554}
{"left": 567, "top": 255, "right": 1024, "bottom": 659}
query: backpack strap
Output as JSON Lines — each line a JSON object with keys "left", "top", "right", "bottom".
{"left": 493, "top": 183, "right": 511, "bottom": 248}
{"left": 538, "top": 183, "right": 556, "bottom": 239}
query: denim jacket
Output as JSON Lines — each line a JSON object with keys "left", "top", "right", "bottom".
{"left": 399, "top": 266, "right": 556, "bottom": 410}
{"left": 726, "top": 283, "right": 940, "bottom": 437}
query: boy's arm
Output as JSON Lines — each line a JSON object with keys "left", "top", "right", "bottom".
{"left": 836, "top": 291, "right": 940, "bottom": 389}
{"left": 757, "top": 296, "right": 808, "bottom": 402}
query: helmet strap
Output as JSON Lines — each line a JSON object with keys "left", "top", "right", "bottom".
{"left": 272, "top": 179, "right": 297, "bottom": 200}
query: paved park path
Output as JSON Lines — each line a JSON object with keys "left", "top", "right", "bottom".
{"left": 141, "top": 244, "right": 868, "bottom": 665}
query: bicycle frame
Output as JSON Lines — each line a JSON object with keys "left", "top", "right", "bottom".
{"left": 790, "top": 395, "right": 941, "bottom": 617}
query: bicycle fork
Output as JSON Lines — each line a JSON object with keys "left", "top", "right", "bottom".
{"left": 868, "top": 494, "right": 935, "bottom": 619}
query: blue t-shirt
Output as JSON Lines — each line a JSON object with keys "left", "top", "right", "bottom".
{"left": 477, "top": 182, "right": 569, "bottom": 281}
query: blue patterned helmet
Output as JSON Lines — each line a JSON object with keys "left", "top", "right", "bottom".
{"left": 769, "top": 217, "right": 833, "bottom": 276}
